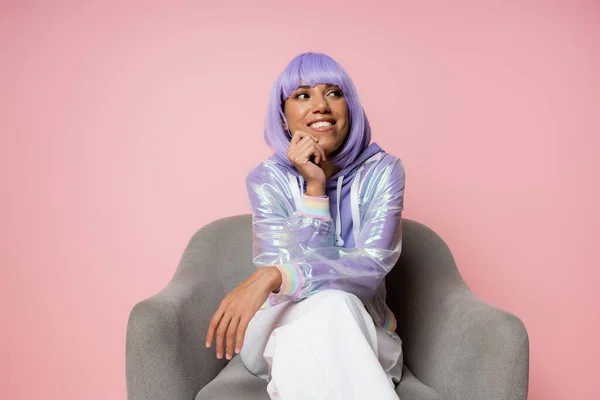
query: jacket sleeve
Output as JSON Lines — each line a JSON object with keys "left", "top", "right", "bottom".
{"left": 246, "top": 158, "right": 405, "bottom": 304}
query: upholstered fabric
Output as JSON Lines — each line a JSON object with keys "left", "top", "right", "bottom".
{"left": 126, "top": 216, "right": 529, "bottom": 400}
{"left": 195, "top": 356, "right": 441, "bottom": 400}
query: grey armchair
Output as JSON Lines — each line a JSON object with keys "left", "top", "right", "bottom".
{"left": 126, "top": 215, "right": 529, "bottom": 400}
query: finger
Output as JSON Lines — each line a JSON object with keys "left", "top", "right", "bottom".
{"left": 313, "top": 142, "right": 327, "bottom": 162}
{"left": 206, "top": 308, "right": 225, "bottom": 348}
{"left": 291, "top": 130, "right": 318, "bottom": 145}
{"left": 290, "top": 138, "right": 318, "bottom": 164}
{"left": 312, "top": 144, "right": 323, "bottom": 165}
{"left": 288, "top": 135, "right": 315, "bottom": 163}
{"left": 297, "top": 136, "right": 322, "bottom": 158}
{"left": 293, "top": 135, "right": 318, "bottom": 154}
{"left": 225, "top": 314, "right": 240, "bottom": 360}
{"left": 290, "top": 130, "right": 316, "bottom": 146}
{"left": 296, "top": 136, "right": 317, "bottom": 154}
{"left": 300, "top": 146, "right": 320, "bottom": 165}
{"left": 298, "top": 130, "right": 319, "bottom": 142}
{"left": 290, "top": 129, "right": 303, "bottom": 146}
{"left": 215, "top": 313, "right": 232, "bottom": 359}
{"left": 235, "top": 315, "right": 251, "bottom": 354}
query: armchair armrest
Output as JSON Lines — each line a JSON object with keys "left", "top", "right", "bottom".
{"left": 126, "top": 215, "right": 254, "bottom": 400}
{"left": 422, "top": 288, "right": 529, "bottom": 400}
{"left": 387, "top": 219, "right": 529, "bottom": 400}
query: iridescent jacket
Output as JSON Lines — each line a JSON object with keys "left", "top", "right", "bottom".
{"left": 245, "top": 142, "right": 405, "bottom": 334}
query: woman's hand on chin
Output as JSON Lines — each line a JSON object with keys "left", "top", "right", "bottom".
{"left": 287, "top": 130, "right": 327, "bottom": 189}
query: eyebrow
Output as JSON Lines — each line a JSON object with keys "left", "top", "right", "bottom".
{"left": 296, "top": 84, "right": 338, "bottom": 90}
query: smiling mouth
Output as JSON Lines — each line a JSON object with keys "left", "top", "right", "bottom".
{"left": 309, "top": 121, "right": 336, "bottom": 129}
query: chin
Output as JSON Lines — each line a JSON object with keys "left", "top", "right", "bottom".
{"left": 320, "top": 142, "right": 335, "bottom": 155}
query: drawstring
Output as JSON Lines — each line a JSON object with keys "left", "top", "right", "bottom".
{"left": 335, "top": 175, "right": 345, "bottom": 247}
{"left": 288, "top": 173, "right": 303, "bottom": 211}
{"left": 299, "top": 175, "right": 304, "bottom": 201}
{"left": 351, "top": 166, "right": 363, "bottom": 244}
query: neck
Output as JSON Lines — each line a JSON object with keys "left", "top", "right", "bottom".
{"left": 320, "top": 160, "right": 341, "bottom": 181}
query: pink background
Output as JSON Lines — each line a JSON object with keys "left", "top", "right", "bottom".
{"left": 3, "top": 1, "right": 599, "bottom": 399}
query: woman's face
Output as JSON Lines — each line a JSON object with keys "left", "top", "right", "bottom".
{"left": 283, "top": 83, "right": 349, "bottom": 155}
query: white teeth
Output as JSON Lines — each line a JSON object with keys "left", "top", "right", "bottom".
{"left": 310, "top": 121, "right": 332, "bottom": 128}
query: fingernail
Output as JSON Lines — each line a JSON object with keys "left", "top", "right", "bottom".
{"left": 217, "top": 353, "right": 222, "bottom": 359}
{"left": 205, "top": 342, "right": 210, "bottom": 348}
{"left": 235, "top": 348, "right": 241, "bottom": 354}
{"left": 226, "top": 353, "right": 232, "bottom": 360}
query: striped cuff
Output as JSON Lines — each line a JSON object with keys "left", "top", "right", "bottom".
{"left": 275, "top": 264, "right": 304, "bottom": 297}
{"left": 382, "top": 309, "right": 398, "bottom": 333}
{"left": 302, "top": 195, "right": 331, "bottom": 219}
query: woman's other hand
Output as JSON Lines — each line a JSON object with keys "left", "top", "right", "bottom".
{"left": 287, "top": 130, "right": 327, "bottom": 193}
{"left": 205, "top": 266, "right": 282, "bottom": 360}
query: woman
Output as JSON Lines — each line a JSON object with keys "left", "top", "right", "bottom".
{"left": 206, "top": 52, "right": 406, "bottom": 400}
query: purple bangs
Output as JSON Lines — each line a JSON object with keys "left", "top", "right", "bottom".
{"left": 264, "top": 52, "right": 371, "bottom": 169}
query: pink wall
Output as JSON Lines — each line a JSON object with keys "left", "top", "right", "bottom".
{"left": 3, "top": 1, "right": 599, "bottom": 399}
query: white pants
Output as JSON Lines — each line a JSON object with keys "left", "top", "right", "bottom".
{"left": 240, "top": 290, "right": 403, "bottom": 400}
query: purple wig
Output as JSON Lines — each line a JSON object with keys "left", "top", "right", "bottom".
{"left": 264, "top": 52, "right": 371, "bottom": 169}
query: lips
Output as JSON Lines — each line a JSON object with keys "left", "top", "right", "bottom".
{"left": 308, "top": 118, "right": 336, "bottom": 128}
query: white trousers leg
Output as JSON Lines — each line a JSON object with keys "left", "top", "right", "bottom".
{"left": 240, "top": 290, "right": 403, "bottom": 400}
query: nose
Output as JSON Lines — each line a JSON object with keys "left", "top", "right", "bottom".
{"left": 310, "top": 93, "right": 330, "bottom": 114}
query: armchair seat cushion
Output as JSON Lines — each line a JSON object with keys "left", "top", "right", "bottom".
{"left": 195, "top": 356, "right": 268, "bottom": 400}
{"left": 195, "top": 356, "right": 441, "bottom": 400}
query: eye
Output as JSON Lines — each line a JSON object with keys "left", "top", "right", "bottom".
{"left": 327, "top": 89, "right": 343, "bottom": 97}
{"left": 294, "top": 92, "right": 310, "bottom": 99}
